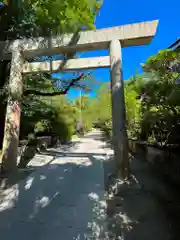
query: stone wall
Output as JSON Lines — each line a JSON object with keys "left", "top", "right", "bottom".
{"left": 128, "top": 139, "right": 180, "bottom": 186}
{"left": 17, "top": 136, "right": 53, "bottom": 168}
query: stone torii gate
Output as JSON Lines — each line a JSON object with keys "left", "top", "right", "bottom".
{"left": 0, "top": 20, "right": 158, "bottom": 174}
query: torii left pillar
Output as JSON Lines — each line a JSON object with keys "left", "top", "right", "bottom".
{"left": 0, "top": 46, "right": 24, "bottom": 173}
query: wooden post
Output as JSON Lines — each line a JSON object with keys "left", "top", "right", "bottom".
{"left": 109, "top": 39, "right": 129, "bottom": 179}
{"left": 0, "top": 47, "right": 24, "bottom": 173}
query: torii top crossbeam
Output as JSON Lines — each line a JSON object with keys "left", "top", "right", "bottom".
{"left": 0, "top": 20, "right": 158, "bottom": 59}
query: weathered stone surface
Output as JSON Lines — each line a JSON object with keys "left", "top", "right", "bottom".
{"left": 0, "top": 48, "right": 24, "bottom": 172}
{"left": 110, "top": 39, "right": 129, "bottom": 178}
{"left": 23, "top": 56, "right": 110, "bottom": 74}
{"left": 0, "top": 20, "right": 158, "bottom": 59}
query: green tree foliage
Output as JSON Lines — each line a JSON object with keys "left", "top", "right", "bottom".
{"left": 20, "top": 92, "right": 79, "bottom": 143}
{"left": 124, "top": 84, "right": 141, "bottom": 138}
{"left": 124, "top": 49, "right": 180, "bottom": 146}
{"left": 30, "top": 0, "right": 98, "bottom": 34}
{"left": 50, "top": 95, "right": 78, "bottom": 141}
{"left": 0, "top": 0, "right": 102, "bottom": 149}
{"left": 87, "top": 49, "right": 180, "bottom": 148}
{"left": 137, "top": 50, "right": 180, "bottom": 146}
{"left": 95, "top": 83, "right": 111, "bottom": 122}
{"left": 92, "top": 83, "right": 112, "bottom": 140}
{"left": 20, "top": 72, "right": 95, "bottom": 142}
{"left": 0, "top": 0, "right": 101, "bottom": 38}
{"left": 85, "top": 81, "right": 140, "bottom": 141}
{"left": 74, "top": 94, "right": 96, "bottom": 132}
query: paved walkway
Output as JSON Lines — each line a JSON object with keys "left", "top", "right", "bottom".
{"left": 0, "top": 131, "right": 173, "bottom": 239}
{"left": 0, "top": 131, "right": 113, "bottom": 240}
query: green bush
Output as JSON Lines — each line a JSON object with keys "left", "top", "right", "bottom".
{"left": 96, "top": 118, "right": 112, "bottom": 141}
{"left": 51, "top": 118, "right": 73, "bottom": 143}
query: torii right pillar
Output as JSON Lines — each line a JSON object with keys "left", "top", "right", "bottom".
{"left": 109, "top": 20, "right": 159, "bottom": 179}
{"left": 110, "top": 39, "right": 129, "bottom": 179}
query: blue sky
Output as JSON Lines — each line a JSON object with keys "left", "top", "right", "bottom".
{"left": 66, "top": 0, "right": 180, "bottom": 99}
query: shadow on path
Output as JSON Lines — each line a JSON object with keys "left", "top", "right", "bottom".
{"left": 106, "top": 155, "right": 172, "bottom": 240}
{"left": 0, "top": 146, "right": 112, "bottom": 240}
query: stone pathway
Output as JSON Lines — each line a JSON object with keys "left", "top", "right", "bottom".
{"left": 0, "top": 131, "right": 113, "bottom": 240}
{"left": 0, "top": 131, "right": 174, "bottom": 239}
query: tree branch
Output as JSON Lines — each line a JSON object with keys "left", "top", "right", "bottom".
{"left": 24, "top": 73, "right": 86, "bottom": 96}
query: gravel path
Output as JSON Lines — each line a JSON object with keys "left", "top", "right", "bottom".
{"left": 0, "top": 131, "right": 113, "bottom": 240}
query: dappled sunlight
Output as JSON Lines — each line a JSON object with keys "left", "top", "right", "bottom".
{"left": 35, "top": 196, "right": 50, "bottom": 208}
{"left": 0, "top": 184, "right": 19, "bottom": 212}
{"left": 105, "top": 155, "right": 172, "bottom": 240}
{"left": 24, "top": 176, "right": 34, "bottom": 190}
{"left": 58, "top": 176, "right": 64, "bottom": 180}
{"left": 88, "top": 192, "right": 100, "bottom": 201}
{"left": 118, "top": 212, "right": 136, "bottom": 231}
{"left": 40, "top": 175, "right": 47, "bottom": 180}
{"left": 83, "top": 192, "right": 108, "bottom": 239}
{"left": 92, "top": 155, "right": 106, "bottom": 161}
{"left": 29, "top": 192, "right": 60, "bottom": 220}
{"left": 0, "top": 131, "right": 115, "bottom": 239}
{"left": 27, "top": 154, "right": 54, "bottom": 167}
{"left": 51, "top": 156, "right": 92, "bottom": 166}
